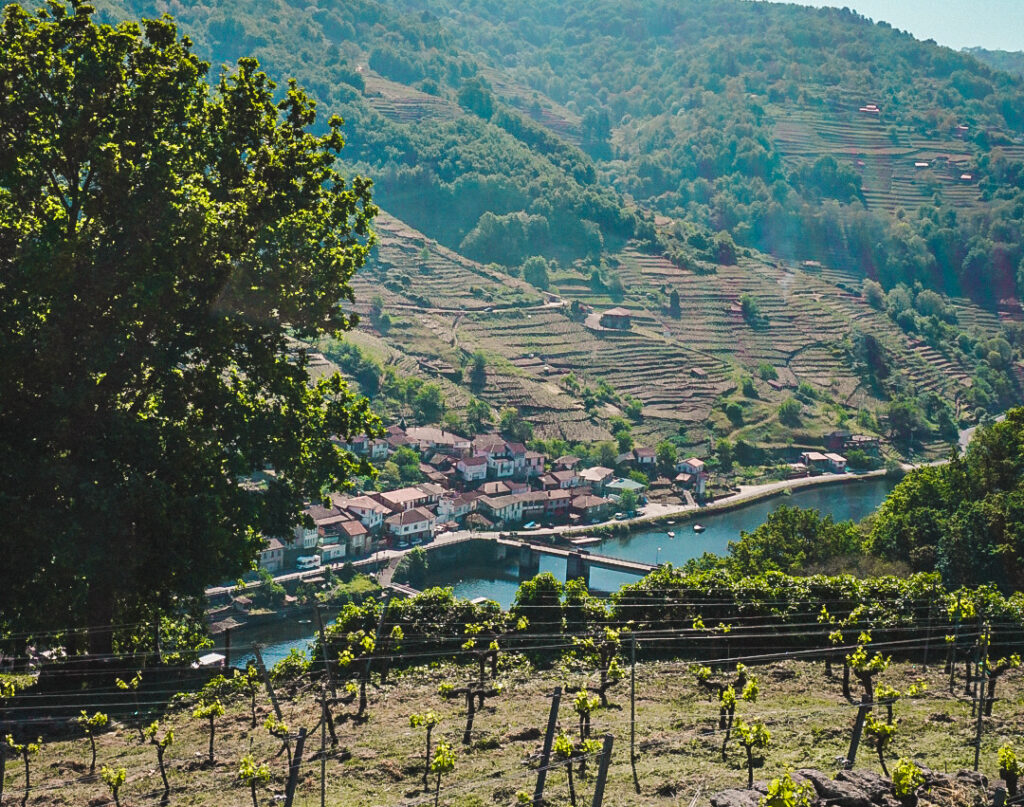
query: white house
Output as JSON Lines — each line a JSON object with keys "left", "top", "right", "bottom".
{"left": 478, "top": 493, "right": 526, "bottom": 525}
{"left": 436, "top": 492, "right": 479, "bottom": 524}
{"left": 824, "top": 453, "right": 848, "bottom": 473}
{"left": 578, "top": 466, "right": 614, "bottom": 492}
{"left": 384, "top": 507, "right": 436, "bottom": 543}
{"left": 487, "top": 454, "right": 515, "bottom": 479}
{"left": 457, "top": 455, "right": 489, "bottom": 483}
{"left": 676, "top": 457, "right": 706, "bottom": 476}
{"left": 339, "top": 495, "right": 388, "bottom": 531}
{"left": 259, "top": 537, "right": 285, "bottom": 574}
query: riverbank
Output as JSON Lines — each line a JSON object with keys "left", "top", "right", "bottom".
{"left": 510, "top": 467, "right": 891, "bottom": 542}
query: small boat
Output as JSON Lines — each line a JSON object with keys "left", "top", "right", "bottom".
{"left": 666, "top": 520, "right": 675, "bottom": 525}
{"left": 693, "top": 524, "right": 706, "bottom": 533}
{"left": 666, "top": 531, "right": 676, "bottom": 538}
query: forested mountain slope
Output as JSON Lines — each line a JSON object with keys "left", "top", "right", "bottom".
{"left": 965, "top": 47, "right": 1024, "bottom": 79}
{"left": 90, "top": 0, "right": 1024, "bottom": 451}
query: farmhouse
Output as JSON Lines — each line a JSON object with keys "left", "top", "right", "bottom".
{"left": 384, "top": 507, "right": 436, "bottom": 543}
{"left": 824, "top": 453, "right": 848, "bottom": 473}
{"left": 845, "top": 434, "right": 881, "bottom": 455}
{"left": 259, "top": 537, "right": 286, "bottom": 574}
{"left": 456, "top": 454, "right": 488, "bottom": 483}
{"left": 800, "top": 451, "right": 830, "bottom": 472}
{"left": 578, "top": 465, "right": 614, "bottom": 492}
{"left": 599, "top": 307, "right": 632, "bottom": 329}
{"left": 405, "top": 426, "right": 471, "bottom": 454}
{"left": 374, "top": 486, "right": 434, "bottom": 513}
{"left": 676, "top": 457, "right": 706, "bottom": 476}
{"left": 606, "top": 477, "right": 647, "bottom": 498}
{"left": 571, "top": 494, "right": 613, "bottom": 522}
{"left": 340, "top": 495, "right": 389, "bottom": 531}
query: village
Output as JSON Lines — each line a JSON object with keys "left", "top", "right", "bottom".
{"left": 256, "top": 423, "right": 880, "bottom": 576}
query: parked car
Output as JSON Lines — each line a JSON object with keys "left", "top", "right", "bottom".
{"left": 296, "top": 555, "right": 321, "bottom": 571}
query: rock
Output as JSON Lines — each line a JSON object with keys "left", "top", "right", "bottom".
{"left": 797, "top": 769, "right": 874, "bottom": 807}
{"left": 836, "top": 769, "right": 892, "bottom": 803}
{"left": 955, "top": 770, "right": 988, "bottom": 790}
{"left": 711, "top": 788, "right": 765, "bottom": 807}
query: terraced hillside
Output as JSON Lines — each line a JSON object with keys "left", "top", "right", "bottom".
{"left": 335, "top": 214, "right": 1011, "bottom": 451}
{"left": 771, "top": 105, "right": 982, "bottom": 215}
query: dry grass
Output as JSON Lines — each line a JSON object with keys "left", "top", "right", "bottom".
{"left": 9, "top": 656, "right": 1022, "bottom": 807}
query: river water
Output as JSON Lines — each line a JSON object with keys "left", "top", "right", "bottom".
{"left": 428, "top": 477, "right": 895, "bottom": 608}
{"left": 223, "top": 477, "right": 895, "bottom": 667}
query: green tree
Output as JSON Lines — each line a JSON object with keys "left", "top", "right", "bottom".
{"left": 726, "top": 506, "right": 861, "bottom": 575}
{"left": 465, "top": 398, "right": 492, "bottom": 434}
{"left": 778, "top": 397, "right": 801, "bottom": 426}
{"left": 499, "top": 407, "right": 534, "bottom": 442}
{"left": 413, "top": 383, "right": 446, "bottom": 424}
{"left": 618, "top": 488, "right": 639, "bottom": 513}
{"left": 522, "top": 256, "right": 551, "bottom": 290}
{"left": 655, "top": 441, "right": 678, "bottom": 476}
{"left": 0, "top": 3, "right": 378, "bottom": 652}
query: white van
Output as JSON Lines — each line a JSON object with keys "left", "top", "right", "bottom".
{"left": 296, "top": 555, "right": 321, "bottom": 571}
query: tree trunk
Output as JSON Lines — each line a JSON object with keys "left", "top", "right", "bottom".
{"left": 746, "top": 747, "right": 754, "bottom": 789}
{"left": 207, "top": 716, "right": 215, "bottom": 765}
{"left": 434, "top": 772, "right": 442, "bottom": 807}
{"left": 250, "top": 692, "right": 257, "bottom": 728}
{"left": 877, "top": 746, "right": 889, "bottom": 777}
{"left": 89, "top": 735, "right": 97, "bottom": 775}
{"left": 842, "top": 663, "right": 852, "bottom": 701}
{"left": 250, "top": 780, "right": 259, "bottom": 807}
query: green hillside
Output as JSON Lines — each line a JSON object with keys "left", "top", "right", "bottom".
{"left": 90, "top": 0, "right": 1024, "bottom": 452}
{"left": 965, "top": 47, "right": 1024, "bottom": 79}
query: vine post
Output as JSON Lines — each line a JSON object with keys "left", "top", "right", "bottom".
{"left": 533, "top": 686, "right": 562, "bottom": 805}
{"left": 631, "top": 633, "right": 639, "bottom": 794}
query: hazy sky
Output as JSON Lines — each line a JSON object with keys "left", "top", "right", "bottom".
{"left": 776, "top": 1, "right": 1024, "bottom": 52}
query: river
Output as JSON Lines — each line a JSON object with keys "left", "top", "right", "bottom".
{"left": 221, "top": 476, "right": 895, "bottom": 667}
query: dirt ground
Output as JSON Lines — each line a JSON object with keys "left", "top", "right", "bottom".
{"left": 5, "top": 656, "right": 1021, "bottom": 807}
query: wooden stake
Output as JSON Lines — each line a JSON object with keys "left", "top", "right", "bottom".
{"left": 533, "top": 686, "right": 562, "bottom": 805}
{"left": 320, "top": 685, "right": 327, "bottom": 807}
{"left": 631, "top": 634, "right": 640, "bottom": 794}
{"left": 314, "top": 604, "right": 336, "bottom": 699}
{"left": 974, "top": 623, "right": 988, "bottom": 772}
{"left": 845, "top": 699, "right": 871, "bottom": 769}
{"left": 254, "top": 646, "right": 282, "bottom": 721}
{"left": 591, "top": 734, "right": 614, "bottom": 807}
{"left": 283, "top": 728, "right": 307, "bottom": 807}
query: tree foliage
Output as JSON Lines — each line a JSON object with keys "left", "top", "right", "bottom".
{"left": 0, "top": 2, "right": 377, "bottom": 649}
